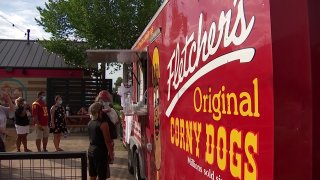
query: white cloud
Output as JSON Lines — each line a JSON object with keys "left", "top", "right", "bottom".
{"left": 0, "top": 0, "right": 50, "bottom": 40}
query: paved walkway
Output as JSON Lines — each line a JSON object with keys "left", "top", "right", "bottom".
{"left": 3, "top": 128, "right": 134, "bottom": 180}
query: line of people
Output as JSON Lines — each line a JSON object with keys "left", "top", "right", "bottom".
{"left": 0, "top": 91, "right": 68, "bottom": 152}
{"left": 16, "top": 91, "right": 68, "bottom": 152}
{"left": 1, "top": 90, "right": 120, "bottom": 180}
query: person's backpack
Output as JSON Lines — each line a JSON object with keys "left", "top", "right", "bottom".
{"left": 102, "top": 112, "right": 117, "bottom": 139}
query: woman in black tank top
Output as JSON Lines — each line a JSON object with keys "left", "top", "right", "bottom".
{"left": 87, "top": 102, "right": 114, "bottom": 180}
{"left": 14, "top": 97, "right": 32, "bottom": 152}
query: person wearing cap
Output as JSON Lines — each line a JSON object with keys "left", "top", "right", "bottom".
{"left": 96, "top": 90, "right": 119, "bottom": 125}
{"left": 96, "top": 90, "right": 113, "bottom": 107}
{"left": 95, "top": 90, "right": 119, "bottom": 153}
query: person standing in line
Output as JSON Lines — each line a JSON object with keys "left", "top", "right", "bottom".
{"left": 0, "top": 93, "right": 15, "bottom": 152}
{"left": 50, "top": 95, "right": 67, "bottom": 151}
{"left": 32, "top": 91, "right": 49, "bottom": 152}
{"left": 14, "top": 97, "right": 32, "bottom": 152}
{"left": 88, "top": 102, "right": 114, "bottom": 180}
{"left": 95, "top": 90, "right": 119, "bottom": 140}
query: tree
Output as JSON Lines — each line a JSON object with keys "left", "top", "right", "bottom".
{"left": 36, "top": 0, "right": 163, "bottom": 68}
{"left": 113, "top": 77, "right": 123, "bottom": 93}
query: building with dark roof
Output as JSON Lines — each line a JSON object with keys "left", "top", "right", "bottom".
{"left": 0, "top": 39, "right": 83, "bottom": 78}
{"left": 0, "top": 39, "right": 84, "bottom": 104}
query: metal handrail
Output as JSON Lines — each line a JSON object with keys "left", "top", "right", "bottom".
{"left": 0, "top": 151, "right": 87, "bottom": 180}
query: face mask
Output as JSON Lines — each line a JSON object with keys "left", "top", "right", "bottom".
{"left": 58, "top": 100, "right": 63, "bottom": 105}
{"left": 41, "top": 96, "right": 46, "bottom": 101}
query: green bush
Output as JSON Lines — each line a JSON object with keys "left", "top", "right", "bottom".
{"left": 112, "top": 103, "right": 123, "bottom": 116}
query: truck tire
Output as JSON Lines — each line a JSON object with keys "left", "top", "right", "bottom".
{"left": 128, "top": 149, "right": 134, "bottom": 174}
{"left": 133, "top": 153, "right": 142, "bottom": 180}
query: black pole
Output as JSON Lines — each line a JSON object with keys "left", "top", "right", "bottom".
{"left": 27, "top": 29, "right": 30, "bottom": 44}
{"left": 101, "top": 63, "right": 106, "bottom": 79}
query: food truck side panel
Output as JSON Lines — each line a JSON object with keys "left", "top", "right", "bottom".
{"left": 134, "top": 0, "right": 274, "bottom": 179}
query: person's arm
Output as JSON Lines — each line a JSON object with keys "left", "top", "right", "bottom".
{"left": 0, "top": 107, "right": 7, "bottom": 135}
{"left": 50, "top": 106, "right": 56, "bottom": 128}
{"left": 32, "top": 104, "right": 39, "bottom": 124}
{"left": 3, "top": 93, "right": 15, "bottom": 112}
{"left": 100, "top": 122, "right": 114, "bottom": 162}
{"left": 0, "top": 126, "right": 6, "bottom": 135}
{"left": 0, "top": 106, "right": 8, "bottom": 135}
{"left": 62, "top": 107, "right": 67, "bottom": 122}
{"left": 32, "top": 103, "right": 43, "bottom": 130}
{"left": 107, "top": 108, "right": 119, "bottom": 124}
{"left": 102, "top": 108, "right": 111, "bottom": 113}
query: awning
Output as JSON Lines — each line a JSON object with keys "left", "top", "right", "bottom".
{"left": 86, "top": 49, "right": 146, "bottom": 64}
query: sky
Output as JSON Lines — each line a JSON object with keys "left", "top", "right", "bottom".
{"left": 0, "top": 0, "right": 50, "bottom": 40}
{"left": 0, "top": 0, "right": 123, "bottom": 86}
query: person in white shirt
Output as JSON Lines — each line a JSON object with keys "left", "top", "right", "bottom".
{"left": 0, "top": 93, "right": 15, "bottom": 151}
{"left": 117, "top": 83, "right": 132, "bottom": 107}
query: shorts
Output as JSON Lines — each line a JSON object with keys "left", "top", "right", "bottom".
{"left": 35, "top": 125, "right": 49, "bottom": 139}
{"left": 88, "top": 147, "right": 110, "bottom": 179}
{"left": 15, "top": 125, "right": 30, "bottom": 134}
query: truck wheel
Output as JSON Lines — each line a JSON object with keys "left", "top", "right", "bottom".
{"left": 128, "top": 149, "right": 134, "bottom": 174}
{"left": 133, "top": 153, "right": 142, "bottom": 180}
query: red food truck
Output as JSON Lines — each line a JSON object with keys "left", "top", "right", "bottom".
{"left": 87, "top": 0, "right": 320, "bottom": 179}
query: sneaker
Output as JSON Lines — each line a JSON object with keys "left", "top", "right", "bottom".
{"left": 55, "top": 148, "right": 64, "bottom": 152}
{"left": 24, "top": 149, "right": 32, "bottom": 152}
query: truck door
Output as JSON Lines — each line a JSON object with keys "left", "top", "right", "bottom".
{"left": 145, "top": 44, "right": 161, "bottom": 180}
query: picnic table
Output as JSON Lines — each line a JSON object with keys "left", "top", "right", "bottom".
{"left": 65, "top": 115, "right": 90, "bottom": 132}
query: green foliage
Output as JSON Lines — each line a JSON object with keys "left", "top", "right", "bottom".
{"left": 36, "top": 0, "right": 163, "bottom": 67}
{"left": 113, "top": 77, "right": 123, "bottom": 93}
{"left": 112, "top": 103, "right": 123, "bottom": 115}
{"left": 40, "top": 38, "right": 89, "bottom": 66}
